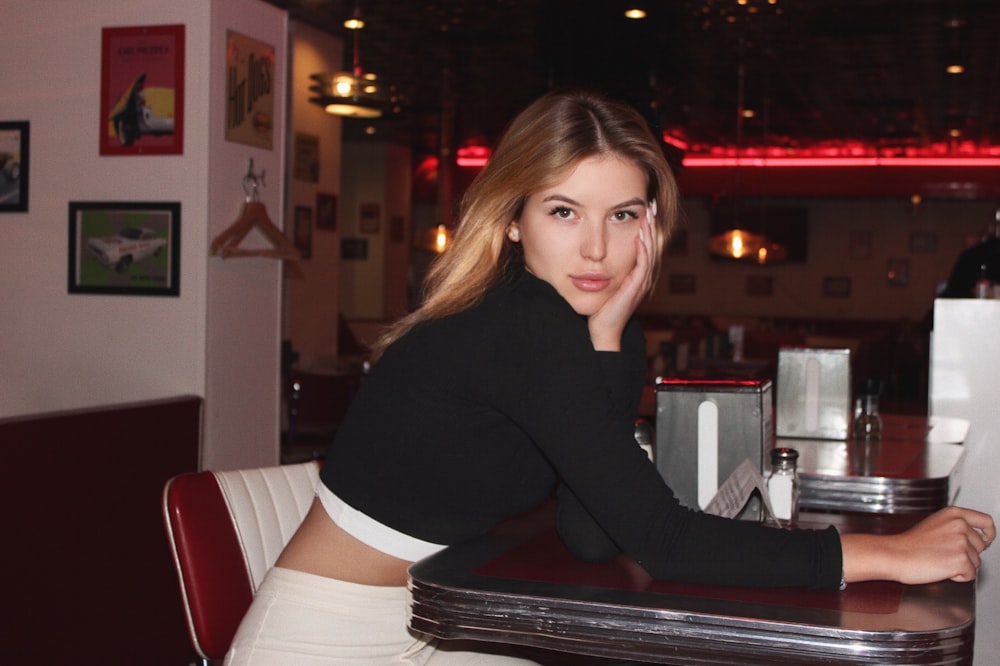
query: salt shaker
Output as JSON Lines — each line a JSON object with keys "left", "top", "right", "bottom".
{"left": 767, "top": 447, "right": 800, "bottom": 526}
{"left": 853, "top": 378, "right": 882, "bottom": 441}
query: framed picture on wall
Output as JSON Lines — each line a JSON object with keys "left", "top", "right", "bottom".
{"left": 887, "top": 258, "right": 910, "bottom": 287}
{"left": 0, "top": 120, "right": 29, "bottom": 212}
{"left": 668, "top": 273, "right": 696, "bottom": 294}
{"left": 360, "top": 203, "right": 380, "bottom": 234}
{"left": 849, "top": 230, "right": 871, "bottom": 260}
{"left": 100, "top": 24, "right": 185, "bottom": 156}
{"left": 746, "top": 274, "right": 773, "bottom": 297}
{"left": 224, "top": 30, "right": 275, "bottom": 149}
{"left": 822, "top": 276, "right": 852, "bottom": 298}
{"left": 68, "top": 201, "right": 180, "bottom": 296}
{"left": 293, "top": 206, "right": 312, "bottom": 259}
{"left": 909, "top": 232, "right": 937, "bottom": 253}
{"left": 316, "top": 192, "right": 337, "bottom": 230}
{"left": 294, "top": 133, "right": 319, "bottom": 182}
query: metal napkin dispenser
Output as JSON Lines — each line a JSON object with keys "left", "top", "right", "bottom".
{"left": 655, "top": 378, "right": 772, "bottom": 521}
{"left": 775, "top": 347, "right": 852, "bottom": 440}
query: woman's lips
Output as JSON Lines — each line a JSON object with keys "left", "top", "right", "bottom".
{"left": 570, "top": 274, "right": 611, "bottom": 292}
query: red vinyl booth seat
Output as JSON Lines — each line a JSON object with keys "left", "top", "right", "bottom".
{"left": 162, "top": 461, "right": 320, "bottom": 663}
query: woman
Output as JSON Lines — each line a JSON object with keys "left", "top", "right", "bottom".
{"left": 226, "top": 90, "right": 994, "bottom": 665}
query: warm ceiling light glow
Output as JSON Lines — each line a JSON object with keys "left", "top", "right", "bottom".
{"left": 946, "top": 64, "right": 965, "bottom": 74}
{"left": 434, "top": 225, "right": 449, "bottom": 253}
{"left": 312, "top": 71, "right": 387, "bottom": 117}
{"left": 343, "top": 17, "right": 364, "bottom": 29}
{"left": 741, "top": 108, "right": 756, "bottom": 119}
{"left": 624, "top": 8, "right": 647, "bottom": 19}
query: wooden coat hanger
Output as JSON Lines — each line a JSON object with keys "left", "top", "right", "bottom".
{"left": 211, "top": 160, "right": 303, "bottom": 277}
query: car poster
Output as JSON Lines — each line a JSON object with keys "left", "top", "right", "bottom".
{"left": 100, "top": 24, "right": 185, "bottom": 156}
{"left": 68, "top": 201, "right": 181, "bottom": 296}
{"left": 225, "top": 30, "right": 275, "bottom": 150}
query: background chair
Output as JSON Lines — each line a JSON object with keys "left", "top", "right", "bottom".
{"left": 162, "top": 461, "right": 320, "bottom": 665}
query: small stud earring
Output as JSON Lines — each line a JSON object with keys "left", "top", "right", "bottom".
{"left": 508, "top": 228, "right": 520, "bottom": 242}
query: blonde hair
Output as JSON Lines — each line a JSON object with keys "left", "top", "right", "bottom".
{"left": 373, "top": 89, "right": 679, "bottom": 358}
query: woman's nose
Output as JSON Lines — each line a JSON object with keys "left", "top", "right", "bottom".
{"left": 581, "top": 221, "right": 607, "bottom": 260}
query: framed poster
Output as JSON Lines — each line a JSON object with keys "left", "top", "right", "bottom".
{"left": 100, "top": 24, "right": 185, "bottom": 155}
{"left": 0, "top": 121, "right": 29, "bottom": 212}
{"left": 225, "top": 30, "right": 275, "bottom": 149}
{"left": 316, "top": 192, "right": 337, "bottom": 230}
{"left": 68, "top": 201, "right": 180, "bottom": 296}
{"left": 887, "top": 258, "right": 910, "bottom": 287}
{"left": 909, "top": 232, "right": 937, "bottom": 253}
{"left": 822, "top": 276, "right": 852, "bottom": 298}
{"left": 294, "top": 133, "right": 319, "bottom": 182}
{"left": 293, "top": 206, "right": 312, "bottom": 258}
{"left": 746, "top": 274, "right": 773, "bottom": 297}
{"left": 360, "top": 203, "right": 380, "bottom": 233}
{"left": 668, "top": 273, "right": 696, "bottom": 294}
{"left": 849, "top": 230, "right": 871, "bottom": 260}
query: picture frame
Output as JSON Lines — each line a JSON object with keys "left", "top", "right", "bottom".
{"left": 316, "top": 192, "right": 337, "bottom": 230}
{"left": 0, "top": 120, "right": 29, "bottom": 212}
{"left": 887, "top": 258, "right": 910, "bottom": 287}
{"left": 389, "top": 215, "right": 405, "bottom": 243}
{"left": 909, "top": 231, "right": 938, "bottom": 253}
{"left": 100, "top": 24, "right": 185, "bottom": 156}
{"left": 341, "top": 237, "right": 368, "bottom": 260}
{"left": 360, "top": 203, "right": 380, "bottom": 234}
{"left": 746, "top": 274, "right": 773, "bottom": 297}
{"left": 822, "top": 275, "right": 852, "bottom": 298}
{"left": 294, "top": 133, "right": 320, "bottom": 182}
{"left": 849, "top": 230, "right": 871, "bottom": 260}
{"left": 668, "top": 273, "right": 696, "bottom": 294}
{"left": 293, "top": 206, "right": 312, "bottom": 259}
{"left": 225, "top": 30, "right": 276, "bottom": 149}
{"left": 68, "top": 201, "right": 180, "bottom": 296}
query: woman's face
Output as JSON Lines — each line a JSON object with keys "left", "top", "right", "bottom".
{"left": 510, "top": 155, "right": 648, "bottom": 316}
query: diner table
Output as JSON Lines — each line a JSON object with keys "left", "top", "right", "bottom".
{"left": 409, "top": 505, "right": 976, "bottom": 665}
{"left": 788, "top": 414, "right": 968, "bottom": 514}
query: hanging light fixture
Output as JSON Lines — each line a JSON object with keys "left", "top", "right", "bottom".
{"left": 309, "top": 2, "right": 391, "bottom": 118}
{"left": 415, "top": 224, "right": 452, "bottom": 254}
{"left": 708, "top": 35, "right": 786, "bottom": 265}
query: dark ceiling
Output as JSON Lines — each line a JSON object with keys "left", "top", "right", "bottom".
{"left": 266, "top": 0, "right": 1000, "bottom": 159}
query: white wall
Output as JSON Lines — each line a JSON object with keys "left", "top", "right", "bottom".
{"left": 204, "top": 0, "right": 288, "bottom": 469}
{"left": 0, "top": 0, "right": 287, "bottom": 471}
{"left": 283, "top": 20, "right": 344, "bottom": 369}
{"left": 646, "top": 197, "right": 998, "bottom": 322}
{"left": 929, "top": 299, "right": 1000, "bottom": 665}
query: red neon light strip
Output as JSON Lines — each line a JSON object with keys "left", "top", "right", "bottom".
{"left": 683, "top": 156, "right": 1000, "bottom": 168}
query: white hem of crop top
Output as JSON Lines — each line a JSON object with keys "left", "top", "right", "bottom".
{"left": 316, "top": 481, "right": 448, "bottom": 562}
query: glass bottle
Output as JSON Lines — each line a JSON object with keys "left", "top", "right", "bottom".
{"left": 767, "top": 447, "right": 800, "bottom": 526}
{"left": 974, "top": 263, "right": 993, "bottom": 299}
{"left": 853, "top": 379, "right": 882, "bottom": 441}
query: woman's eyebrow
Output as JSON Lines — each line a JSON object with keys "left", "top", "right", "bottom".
{"left": 540, "top": 193, "right": 580, "bottom": 205}
{"left": 540, "top": 194, "right": 646, "bottom": 209}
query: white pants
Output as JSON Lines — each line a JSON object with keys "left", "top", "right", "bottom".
{"left": 224, "top": 567, "right": 541, "bottom": 665}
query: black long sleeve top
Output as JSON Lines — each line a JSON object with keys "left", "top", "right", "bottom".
{"left": 322, "top": 266, "right": 842, "bottom": 588}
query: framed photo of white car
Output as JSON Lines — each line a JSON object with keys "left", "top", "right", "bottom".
{"left": 100, "top": 24, "right": 185, "bottom": 156}
{"left": 68, "top": 201, "right": 180, "bottom": 296}
{"left": 0, "top": 121, "right": 28, "bottom": 212}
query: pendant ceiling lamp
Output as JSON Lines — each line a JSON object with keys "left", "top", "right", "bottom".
{"left": 309, "top": 2, "right": 390, "bottom": 118}
{"left": 708, "top": 38, "right": 787, "bottom": 265}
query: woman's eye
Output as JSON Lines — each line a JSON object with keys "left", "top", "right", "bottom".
{"left": 612, "top": 210, "right": 640, "bottom": 223}
{"left": 548, "top": 206, "right": 575, "bottom": 220}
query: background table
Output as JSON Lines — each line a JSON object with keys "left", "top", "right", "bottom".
{"left": 789, "top": 414, "right": 968, "bottom": 514}
{"left": 409, "top": 508, "right": 976, "bottom": 665}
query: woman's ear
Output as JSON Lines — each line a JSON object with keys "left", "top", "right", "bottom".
{"left": 506, "top": 223, "right": 521, "bottom": 243}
